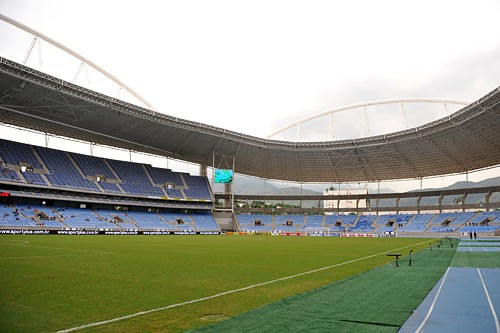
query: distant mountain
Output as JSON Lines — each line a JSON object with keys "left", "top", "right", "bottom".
{"left": 232, "top": 174, "right": 500, "bottom": 208}
{"left": 233, "top": 175, "right": 278, "bottom": 195}
{"left": 233, "top": 176, "right": 322, "bottom": 208}
{"left": 398, "top": 176, "right": 500, "bottom": 207}
{"left": 234, "top": 174, "right": 395, "bottom": 195}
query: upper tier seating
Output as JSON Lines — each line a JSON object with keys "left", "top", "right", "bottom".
{"left": 70, "top": 153, "right": 117, "bottom": 180}
{"left": 0, "top": 164, "right": 20, "bottom": 182}
{"left": 182, "top": 174, "right": 212, "bottom": 200}
{"left": 0, "top": 139, "right": 212, "bottom": 202}
{"left": 0, "top": 139, "right": 42, "bottom": 167}
{"left": 35, "top": 146, "right": 100, "bottom": 191}
{"left": 106, "top": 159, "right": 164, "bottom": 196}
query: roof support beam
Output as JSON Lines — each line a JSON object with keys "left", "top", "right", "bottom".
{"left": 392, "top": 144, "right": 420, "bottom": 177}
{"left": 426, "top": 137, "right": 466, "bottom": 171}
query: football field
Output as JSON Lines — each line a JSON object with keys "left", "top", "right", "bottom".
{"left": 0, "top": 235, "right": 436, "bottom": 332}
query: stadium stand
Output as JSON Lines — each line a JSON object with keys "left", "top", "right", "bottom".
{"left": 0, "top": 139, "right": 213, "bottom": 205}
{"left": 144, "top": 165, "right": 185, "bottom": 198}
{"left": 461, "top": 211, "right": 500, "bottom": 233}
{"left": 0, "top": 139, "right": 42, "bottom": 167}
{"left": 274, "top": 215, "right": 304, "bottom": 232}
{"left": 323, "top": 214, "right": 355, "bottom": 231}
{"left": 106, "top": 159, "right": 165, "bottom": 197}
{"left": 350, "top": 215, "right": 375, "bottom": 232}
{"left": 35, "top": 146, "right": 100, "bottom": 191}
{"left": 237, "top": 214, "right": 273, "bottom": 232}
{"left": 2, "top": 197, "right": 500, "bottom": 234}
{"left": 0, "top": 164, "right": 21, "bottom": 182}
{"left": 2, "top": 141, "right": 500, "bottom": 236}
{"left": 0, "top": 204, "right": 38, "bottom": 227}
{"left": 426, "top": 212, "right": 476, "bottom": 233}
{"left": 190, "top": 213, "right": 220, "bottom": 231}
{"left": 0, "top": 204, "right": 222, "bottom": 232}
{"left": 59, "top": 207, "right": 117, "bottom": 229}
{"left": 182, "top": 174, "right": 212, "bottom": 200}
{"left": 300, "top": 215, "right": 324, "bottom": 230}
{"left": 398, "top": 214, "right": 434, "bottom": 233}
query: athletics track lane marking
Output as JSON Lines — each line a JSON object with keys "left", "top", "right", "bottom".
{"left": 477, "top": 268, "right": 500, "bottom": 333}
{"left": 414, "top": 266, "right": 450, "bottom": 333}
{"left": 55, "top": 238, "right": 435, "bottom": 333}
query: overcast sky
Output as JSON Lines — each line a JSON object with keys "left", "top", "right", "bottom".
{"left": 0, "top": 0, "right": 499, "bottom": 190}
{"left": 1, "top": 0, "right": 499, "bottom": 138}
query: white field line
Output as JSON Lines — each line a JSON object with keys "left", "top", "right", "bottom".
{"left": 477, "top": 268, "right": 500, "bottom": 333}
{"left": 56, "top": 238, "right": 435, "bottom": 333}
{"left": 1, "top": 240, "right": 114, "bottom": 255}
{"left": 0, "top": 240, "right": 30, "bottom": 246}
{"left": 19, "top": 244, "right": 114, "bottom": 255}
{"left": 0, "top": 254, "right": 110, "bottom": 260}
{"left": 415, "top": 267, "right": 450, "bottom": 333}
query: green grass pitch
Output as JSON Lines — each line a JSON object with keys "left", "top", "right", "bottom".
{"left": 0, "top": 235, "right": 435, "bottom": 332}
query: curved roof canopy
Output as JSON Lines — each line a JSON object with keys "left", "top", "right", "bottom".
{"left": 1, "top": 57, "right": 499, "bottom": 183}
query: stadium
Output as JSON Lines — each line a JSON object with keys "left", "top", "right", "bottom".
{"left": 1, "top": 2, "right": 500, "bottom": 333}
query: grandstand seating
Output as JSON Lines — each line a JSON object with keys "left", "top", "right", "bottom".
{"left": 324, "top": 214, "right": 357, "bottom": 231}
{"left": 0, "top": 139, "right": 42, "bottom": 167}
{"left": 398, "top": 214, "right": 433, "bottom": 232}
{"left": 0, "top": 204, "right": 38, "bottom": 227}
{"left": 182, "top": 174, "right": 212, "bottom": 200}
{"left": 0, "top": 164, "right": 20, "bottom": 182}
{"left": 467, "top": 211, "right": 500, "bottom": 225}
{"left": 106, "top": 159, "right": 165, "bottom": 196}
{"left": 159, "top": 212, "right": 196, "bottom": 231}
{"left": 431, "top": 212, "right": 475, "bottom": 226}
{"left": 461, "top": 211, "right": 500, "bottom": 233}
{"left": 375, "top": 214, "right": 412, "bottom": 226}
{"left": 301, "top": 215, "right": 324, "bottom": 230}
{"left": 118, "top": 211, "right": 172, "bottom": 230}
{"left": 98, "top": 181, "right": 123, "bottom": 193}
{"left": 351, "top": 215, "right": 375, "bottom": 232}
{"left": 274, "top": 215, "right": 304, "bottom": 232}
{"left": 190, "top": 213, "right": 220, "bottom": 231}
{"left": 1, "top": 202, "right": 499, "bottom": 234}
{"left": 21, "top": 171, "right": 47, "bottom": 186}
{"left": 21, "top": 204, "right": 64, "bottom": 228}
{"left": 36, "top": 146, "right": 100, "bottom": 190}
{"left": 145, "top": 165, "right": 184, "bottom": 187}
{"left": 460, "top": 225, "right": 500, "bottom": 233}
{"left": 373, "top": 214, "right": 413, "bottom": 233}
{"left": 71, "top": 153, "right": 116, "bottom": 180}
{"left": 59, "top": 207, "right": 117, "bottom": 229}
{"left": 237, "top": 214, "right": 273, "bottom": 232}
{"left": 0, "top": 139, "right": 213, "bottom": 203}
